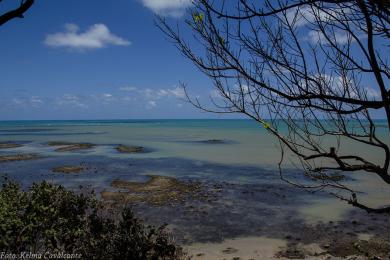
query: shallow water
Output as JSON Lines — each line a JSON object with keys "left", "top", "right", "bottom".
{"left": 0, "top": 119, "right": 389, "bottom": 244}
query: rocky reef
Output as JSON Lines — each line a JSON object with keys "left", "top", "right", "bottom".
{"left": 48, "top": 141, "right": 96, "bottom": 152}
{"left": 116, "top": 144, "right": 145, "bottom": 153}
{"left": 0, "top": 142, "right": 23, "bottom": 149}
{"left": 101, "top": 175, "right": 204, "bottom": 206}
{"left": 51, "top": 165, "right": 87, "bottom": 174}
{"left": 0, "top": 153, "right": 39, "bottom": 162}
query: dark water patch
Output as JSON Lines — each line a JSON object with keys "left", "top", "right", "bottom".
{"left": 176, "top": 139, "right": 237, "bottom": 145}
{"left": 133, "top": 181, "right": 315, "bottom": 244}
{"left": 0, "top": 140, "right": 31, "bottom": 145}
{"left": 0, "top": 128, "right": 59, "bottom": 133}
{"left": 0, "top": 155, "right": 308, "bottom": 193}
{"left": 0, "top": 155, "right": 343, "bottom": 195}
{"left": 133, "top": 189, "right": 390, "bottom": 250}
{"left": 0, "top": 131, "right": 107, "bottom": 136}
{"left": 0, "top": 155, "right": 378, "bottom": 247}
{"left": 0, "top": 141, "right": 28, "bottom": 149}
{"left": 0, "top": 155, "right": 317, "bottom": 244}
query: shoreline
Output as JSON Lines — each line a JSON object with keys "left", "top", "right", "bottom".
{"left": 1, "top": 138, "right": 389, "bottom": 258}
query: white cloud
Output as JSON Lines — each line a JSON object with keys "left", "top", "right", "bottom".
{"left": 90, "top": 93, "right": 116, "bottom": 104}
{"left": 146, "top": 100, "right": 157, "bottom": 109}
{"left": 131, "top": 86, "right": 185, "bottom": 100}
{"left": 365, "top": 87, "right": 380, "bottom": 99}
{"left": 140, "top": 87, "right": 185, "bottom": 109}
{"left": 102, "top": 93, "right": 113, "bottom": 98}
{"left": 285, "top": 6, "right": 360, "bottom": 46}
{"left": 119, "top": 86, "right": 137, "bottom": 92}
{"left": 141, "top": 88, "right": 155, "bottom": 99}
{"left": 285, "top": 6, "right": 341, "bottom": 28}
{"left": 141, "top": 0, "right": 192, "bottom": 17}
{"left": 156, "top": 86, "right": 185, "bottom": 98}
{"left": 210, "top": 89, "right": 223, "bottom": 99}
{"left": 30, "top": 96, "right": 43, "bottom": 105}
{"left": 307, "top": 30, "right": 353, "bottom": 45}
{"left": 12, "top": 98, "right": 24, "bottom": 105}
{"left": 312, "top": 74, "right": 380, "bottom": 100}
{"left": 12, "top": 96, "right": 43, "bottom": 107}
{"left": 118, "top": 85, "right": 187, "bottom": 110}
{"left": 285, "top": 6, "right": 312, "bottom": 27}
{"left": 57, "top": 94, "right": 87, "bottom": 108}
{"left": 45, "top": 23, "right": 130, "bottom": 50}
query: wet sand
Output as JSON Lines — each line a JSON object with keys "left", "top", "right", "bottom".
{"left": 187, "top": 237, "right": 288, "bottom": 259}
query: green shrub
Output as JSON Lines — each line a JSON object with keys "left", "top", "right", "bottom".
{"left": 0, "top": 181, "right": 183, "bottom": 259}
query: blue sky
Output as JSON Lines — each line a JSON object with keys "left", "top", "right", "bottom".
{"left": 0, "top": 0, "right": 386, "bottom": 120}
{"left": 0, "top": 0, "right": 222, "bottom": 120}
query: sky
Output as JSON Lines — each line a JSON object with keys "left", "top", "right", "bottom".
{"left": 0, "top": 0, "right": 387, "bottom": 120}
{"left": 0, "top": 0, "right": 222, "bottom": 120}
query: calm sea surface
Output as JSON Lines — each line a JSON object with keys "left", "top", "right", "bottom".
{"left": 0, "top": 119, "right": 389, "bottom": 242}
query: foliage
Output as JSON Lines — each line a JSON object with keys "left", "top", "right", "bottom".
{"left": 0, "top": 181, "right": 183, "bottom": 259}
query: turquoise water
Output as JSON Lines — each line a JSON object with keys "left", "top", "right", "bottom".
{"left": 0, "top": 119, "right": 387, "bottom": 166}
{"left": 0, "top": 119, "right": 389, "bottom": 225}
{"left": 0, "top": 119, "right": 276, "bottom": 167}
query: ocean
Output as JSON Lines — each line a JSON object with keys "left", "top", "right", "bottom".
{"left": 0, "top": 119, "right": 389, "bottom": 244}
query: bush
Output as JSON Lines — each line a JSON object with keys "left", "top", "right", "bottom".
{"left": 0, "top": 181, "right": 183, "bottom": 259}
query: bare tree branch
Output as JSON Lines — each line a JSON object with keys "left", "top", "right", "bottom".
{"left": 0, "top": 0, "right": 34, "bottom": 26}
{"left": 158, "top": 0, "right": 390, "bottom": 213}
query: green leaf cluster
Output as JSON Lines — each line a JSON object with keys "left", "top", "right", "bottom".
{"left": 0, "top": 181, "right": 183, "bottom": 259}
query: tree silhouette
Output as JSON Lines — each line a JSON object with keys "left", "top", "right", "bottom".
{"left": 158, "top": 0, "right": 390, "bottom": 213}
{"left": 0, "top": 0, "right": 34, "bottom": 26}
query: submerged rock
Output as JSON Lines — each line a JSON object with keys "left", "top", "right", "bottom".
{"left": 0, "top": 153, "right": 39, "bottom": 162}
{"left": 0, "top": 142, "right": 23, "bottom": 149}
{"left": 48, "top": 141, "right": 95, "bottom": 152}
{"left": 200, "top": 139, "right": 225, "bottom": 144}
{"left": 47, "top": 141, "right": 74, "bottom": 146}
{"left": 52, "top": 165, "right": 87, "bottom": 174}
{"left": 116, "top": 144, "right": 145, "bottom": 153}
{"left": 101, "top": 175, "right": 203, "bottom": 206}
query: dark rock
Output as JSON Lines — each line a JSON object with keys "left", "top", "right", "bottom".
{"left": 116, "top": 144, "right": 145, "bottom": 153}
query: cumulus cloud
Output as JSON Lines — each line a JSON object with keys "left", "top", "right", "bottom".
{"left": 12, "top": 96, "right": 43, "bottom": 108}
{"left": 117, "top": 85, "right": 188, "bottom": 110}
{"left": 141, "top": 0, "right": 192, "bottom": 17}
{"left": 285, "top": 6, "right": 361, "bottom": 45}
{"left": 57, "top": 94, "right": 87, "bottom": 108}
{"left": 122, "top": 86, "right": 185, "bottom": 99}
{"left": 156, "top": 86, "right": 185, "bottom": 98}
{"left": 45, "top": 23, "right": 130, "bottom": 51}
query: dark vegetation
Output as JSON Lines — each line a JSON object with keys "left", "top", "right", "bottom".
{"left": 0, "top": 181, "right": 183, "bottom": 259}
